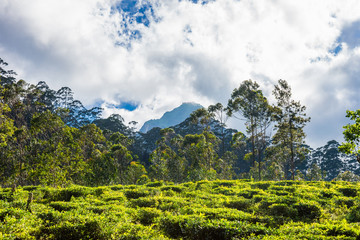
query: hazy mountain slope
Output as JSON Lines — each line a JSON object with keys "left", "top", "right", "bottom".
{"left": 304, "top": 140, "right": 359, "bottom": 180}
{"left": 140, "top": 102, "right": 203, "bottom": 133}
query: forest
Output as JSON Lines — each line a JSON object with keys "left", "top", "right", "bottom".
{"left": 1, "top": 57, "right": 359, "bottom": 188}
{"left": 2, "top": 57, "right": 360, "bottom": 239}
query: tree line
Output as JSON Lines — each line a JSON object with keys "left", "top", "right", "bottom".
{"left": 2, "top": 56, "right": 355, "bottom": 187}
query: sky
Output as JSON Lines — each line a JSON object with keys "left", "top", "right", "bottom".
{"left": 1, "top": 0, "right": 360, "bottom": 148}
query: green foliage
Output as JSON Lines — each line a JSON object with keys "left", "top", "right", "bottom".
{"left": 1, "top": 180, "right": 360, "bottom": 239}
{"left": 339, "top": 109, "right": 360, "bottom": 162}
{"left": 294, "top": 200, "right": 322, "bottom": 221}
{"left": 0, "top": 102, "right": 15, "bottom": 148}
{"left": 182, "top": 131, "right": 222, "bottom": 181}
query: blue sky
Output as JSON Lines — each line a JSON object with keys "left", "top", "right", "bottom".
{"left": 1, "top": 0, "right": 360, "bottom": 147}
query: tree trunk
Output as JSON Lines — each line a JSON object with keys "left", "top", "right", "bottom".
{"left": 289, "top": 121, "right": 295, "bottom": 180}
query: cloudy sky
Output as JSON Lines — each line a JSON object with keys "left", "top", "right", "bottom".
{"left": 1, "top": 0, "right": 360, "bottom": 147}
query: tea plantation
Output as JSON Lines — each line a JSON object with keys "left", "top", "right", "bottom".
{"left": 1, "top": 180, "right": 360, "bottom": 239}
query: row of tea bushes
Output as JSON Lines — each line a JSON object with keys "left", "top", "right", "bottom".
{"left": 1, "top": 180, "right": 360, "bottom": 239}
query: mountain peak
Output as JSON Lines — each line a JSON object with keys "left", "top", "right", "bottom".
{"left": 140, "top": 102, "right": 203, "bottom": 133}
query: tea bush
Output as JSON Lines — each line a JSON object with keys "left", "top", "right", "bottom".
{"left": 1, "top": 180, "right": 360, "bottom": 239}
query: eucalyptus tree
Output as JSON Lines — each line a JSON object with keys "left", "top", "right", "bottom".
{"left": 208, "top": 103, "right": 230, "bottom": 156}
{"left": 36, "top": 81, "right": 57, "bottom": 112}
{"left": 227, "top": 80, "right": 272, "bottom": 180}
{"left": 0, "top": 57, "right": 16, "bottom": 85}
{"left": 189, "top": 107, "right": 212, "bottom": 131}
{"left": 271, "top": 79, "right": 310, "bottom": 180}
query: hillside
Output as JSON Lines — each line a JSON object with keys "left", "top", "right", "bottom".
{"left": 1, "top": 180, "right": 360, "bottom": 239}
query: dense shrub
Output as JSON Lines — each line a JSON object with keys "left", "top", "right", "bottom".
{"left": 39, "top": 220, "right": 106, "bottom": 240}
{"left": 326, "top": 224, "right": 358, "bottom": 237}
{"left": 268, "top": 203, "right": 296, "bottom": 218}
{"left": 159, "top": 213, "right": 269, "bottom": 240}
{"left": 320, "top": 189, "right": 337, "bottom": 198}
{"left": 160, "top": 186, "right": 184, "bottom": 193}
{"left": 146, "top": 181, "right": 164, "bottom": 187}
{"left": 224, "top": 198, "right": 252, "bottom": 211}
{"left": 42, "top": 186, "right": 92, "bottom": 202}
{"left": 124, "top": 189, "right": 150, "bottom": 199}
{"left": 294, "top": 201, "right": 322, "bottom": 221}
{"left": 338, "top": 187, "right": 358, "bottom": 197}
{"left": 130, "top": 197, "right": 158, "bottom": 208}
{"left": 135, "top": 207, "right": 162, "bottom": 225}
{"left": 335, "top": 196, "right": 355, "bottom": 208}
{"left": 347, "top": 205, "right": 360, "bottom": 222}
{"left": 49, "top": 202, "right": 78, "bottom": 212}
{"left": 251, "top": 182, "right": 271, "bottom": 190}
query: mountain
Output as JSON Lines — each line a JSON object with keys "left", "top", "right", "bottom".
{"left": 139, "top": 102, "right": 203, "bottom": 133}
{"left": 302, "top": 140, "right": 359, "bottom": 180}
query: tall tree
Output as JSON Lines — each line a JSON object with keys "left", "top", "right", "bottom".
{"left": 189, "top": 107, "right": 212, "bottom": 131}
{"left": 36, "top": 81, "right": 57, "bottom": 112}
{"left": 55, "top": 86, "right": 74, "bottom": 109}
{"left": 227, "top": 79, "right": 272, "bottom": 180}
{"left": 271, "top": 79, "right": 310, "bottom": 180}
{"left": 208, "top": 103, "right": 229, "bottom": 156}
{"left": 0, "top": 57, "right": 16, "bottom": 85}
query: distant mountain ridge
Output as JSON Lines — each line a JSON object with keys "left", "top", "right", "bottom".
{"left": 302, "top": 140, "right": 360, "bottom": 180}
{"left": 140, "top": 102, "right": 203, "bottom": 133}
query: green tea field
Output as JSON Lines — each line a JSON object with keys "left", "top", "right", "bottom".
{"left": 1, "top": 180, "right": 360, "bottom": 239}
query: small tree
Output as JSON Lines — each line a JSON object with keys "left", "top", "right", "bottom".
{"left": 126, "top": 161, "right": 149, "bottom": 185}
{"left": 307, "top": 163, "right": 323, "bottom": 181}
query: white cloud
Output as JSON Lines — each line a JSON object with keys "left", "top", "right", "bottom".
{"left": 1, "top": 0, "right": 360, "bottom": 147}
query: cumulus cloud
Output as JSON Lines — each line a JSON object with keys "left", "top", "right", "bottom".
{"left": 1, "top": 0, "right": 360, "bottom": 147}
